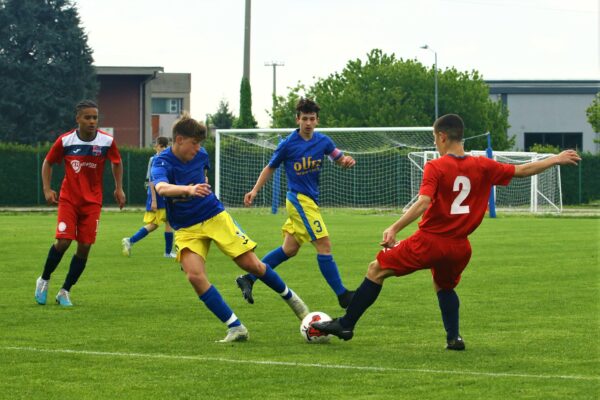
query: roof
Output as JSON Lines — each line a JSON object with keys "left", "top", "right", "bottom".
{"left": 486, "top": 80, "right": 600, "bottom": 95}
{"left": 95, "top": 66, "right": 164, "bottom": 76}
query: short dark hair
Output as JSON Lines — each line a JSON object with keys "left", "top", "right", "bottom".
{"left": 172, "top": 112, "right": 206, "bottom": 140}
{"left": 434, "top": 114, "right": 464, "bottom": 141}
{"left": 155, "top": 136, "right": 169, "bottom": 147}
{"left": 75, "top": 100, "right": 98, "bottom": 114}
{"left": 296, "top": 97, "right": 320, "bottom": 117}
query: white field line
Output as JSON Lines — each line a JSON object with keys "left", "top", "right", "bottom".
{"left": 2, "top": 346, "right": 597, "bottom": 381}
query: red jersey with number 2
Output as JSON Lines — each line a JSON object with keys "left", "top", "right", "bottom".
{"left": 418, "top": 155, "right": 515, "bottom": 238}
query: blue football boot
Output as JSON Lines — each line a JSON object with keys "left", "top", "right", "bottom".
{"left": 55, "top": 289, "right": 73, "bottom": 307}
{"left": 35, "top": 277, "right": 49, "bottom": 305}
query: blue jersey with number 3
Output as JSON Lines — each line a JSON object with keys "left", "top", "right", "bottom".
{"left": 269, "top": 129, "right": 336, "bottom": 204}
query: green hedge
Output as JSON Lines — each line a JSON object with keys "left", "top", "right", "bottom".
{"left": 0, "top": 139, "right": 596, "bottom": 206}
{"left": 0, "top": 139, "right": 215, "bottom": 207}
{"left": 560, "top": 153, "right": 600, "bottom": 205}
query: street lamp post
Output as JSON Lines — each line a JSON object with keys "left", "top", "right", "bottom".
{"left": 265, "top": 61, "right": 284, "bottom": 122}
{"left": 420, "top": 45, "right": 438, "bottom": 121}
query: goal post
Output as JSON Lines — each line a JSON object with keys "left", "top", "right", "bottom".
{"left": 215, "top": 127, "right": 434, "bottom": 210}
{"left": 405, "top": 150, "right": 563, "bottom": 213}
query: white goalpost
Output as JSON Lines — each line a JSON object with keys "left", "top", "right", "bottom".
{"left": 406, "top": 150, "right": 563, "bottom": 213}
{"left": 216, "top": 129, "right": 563, "bottom": 213}
{"left": 215, "top": 127, "right": 434, "bottom": 210}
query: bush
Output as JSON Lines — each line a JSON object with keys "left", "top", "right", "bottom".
{"left": 0, "top": 140, "right": 597, "bottom": 206}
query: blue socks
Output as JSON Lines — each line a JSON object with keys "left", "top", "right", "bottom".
{"left": 130, "top": 227, "right": 149, "bottom": 244}
{"left": 317, "top": 254, "right": 346, "bottom": 296}
{"left": 164, "top": 232, "right": 174, "bottom": 253}
{"left": 200, "top": 285, "right": 240, "bottom": 328}
{"left": 247, "top": 247, "right": 289, "bottom": 283}
{"left": 245, "top": 249, "right": 346, "bottom": 299}
{"left": 340, "top": 278, "right": 382, "bottom": 329}
{"left": 129, "top": 228, "right": 174, "bottom": 254}
{"left": 257, "top": 264, "right": 292, "bottom": 300}
{"left": 41, "top": 244, "right": 65, "bottom": 280}
{"left": 437, "top": 289, "right": 460, "bottom": 340}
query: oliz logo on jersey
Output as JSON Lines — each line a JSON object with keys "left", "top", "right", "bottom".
{"left": 70, "top": 159, "right": 97, "bottom": 173}
{"left": 293, "top": 156, "right": 322, "bottom": 175}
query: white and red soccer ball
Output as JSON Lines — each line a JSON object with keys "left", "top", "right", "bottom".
{"left": 300, "top": 311, "right": 332, "bottom": 343}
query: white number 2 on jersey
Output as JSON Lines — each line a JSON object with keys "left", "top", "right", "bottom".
{"left": 451, "top": 176, "right": 471, "bottom": 215}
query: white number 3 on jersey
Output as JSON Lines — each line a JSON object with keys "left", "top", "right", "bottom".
{"left": 451, "top": 176, "right": 471, "bottom": 215}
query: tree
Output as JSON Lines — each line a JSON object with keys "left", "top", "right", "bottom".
{"left": 0, "top": 0, "right": 97, "bottom": 144}
{"left": 269, "top": 83, "right": 306, "bottom": 128}
{"left": 272, "top": 49, "right": 512, "bottom": 150}
{"left": 586, "top": 92, "right": 599, "bottom": 144}
{"left": 233, "top": 77, "right": 257, "bottom": 128}
{"left": 209, "top": 99, "right": 235, "bottom": 129}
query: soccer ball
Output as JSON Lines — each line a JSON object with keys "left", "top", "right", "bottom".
{"left": 300, "top": 311, "right": 332, "bottom": 343}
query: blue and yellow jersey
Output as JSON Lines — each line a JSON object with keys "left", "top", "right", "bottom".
{"left": 269, "top": 129, "right": 339, "bottom": 204}
{"left": 151, "top": 147, "right": 224, "bottom": 230}
{"left": 145, "top": 154, "right": 166, "bottom": 211}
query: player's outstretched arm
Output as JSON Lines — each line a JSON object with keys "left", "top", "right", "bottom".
{"left": 380, "top": 195, "right": 431, "bottom": 248}
{"left": 41, "top": 159, "right": 58, "bottom": 205}
{"left": 156, "top": 182, "right": 211, "bottom": 198}
{"left": 514, "top": 150, "right": 581, "bottom": 178}
{"left": 244, "top": 165, "right": 275, "bottom": 206}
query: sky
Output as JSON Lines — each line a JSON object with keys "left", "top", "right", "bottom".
{"left": 74, "top": 0, "right": 599, "bottom": 127}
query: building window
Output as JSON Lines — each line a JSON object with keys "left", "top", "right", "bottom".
{"left": 524, "top": 132, "right": 582, "bottom": 151}
{"left": 152, "top": 98, "right": 183, "bottom": 114}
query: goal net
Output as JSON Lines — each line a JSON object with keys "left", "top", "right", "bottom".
{"left": 406, "top": 150, "right": 562, "bottom": 213}
{"left": 215, "top": 127, "right": 434, "bottom": 209}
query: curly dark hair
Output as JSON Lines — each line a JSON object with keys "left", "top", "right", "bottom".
{"left": 295, "top": 97, "right": 320, "bottom": 117}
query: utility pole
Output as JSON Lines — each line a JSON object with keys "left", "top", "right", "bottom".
{"left": 243, "top": 0, "right": 251, "bottom": 80}
{"left": 265, "top": 61, "right": 284, "bottom": 122}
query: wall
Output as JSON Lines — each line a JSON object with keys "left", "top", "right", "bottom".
{"left": 491, "top": 93, "right": 598, "bottom": 153}
{"left": 97, "top": 75, "right": 143, "bottom": 147}
{"left": 150, "top": 73, "right": 191, "bottom": 141}
{"left": 487, "top": 81, "right": 599, "bottom": 154}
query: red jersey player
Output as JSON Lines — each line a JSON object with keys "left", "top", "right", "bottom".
{"left": 34, "top": 100, "right": 126, "bottom": 307}
{"left": 312, "top": 113, "right": 581, "bottom": 350}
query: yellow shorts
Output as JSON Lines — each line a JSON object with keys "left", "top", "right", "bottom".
{"left": 143, "top": 209, "right": 167, "bottom": 225}
{"left": 282, "top": 192, "right": 329, "bottom": 245}
{"left": 174, "top": 211, "right": 257, "bottom": 261}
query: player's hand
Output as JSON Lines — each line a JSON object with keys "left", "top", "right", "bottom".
{"left": 555, "top": 150, "right": 581, "bottom": 166}
{"left": 150, "top": 202, "right": 157, "bottom": 211}
{"left": 244, "top": 191, "right": 257, "bottom": 207}
{"left": 43, "top": 188, "right": 58, "bottom": 205}
{"left": 114, "top": 189, "right": 126, "bottom": 209}
{"left": 340, "top": 155, "right": 356, "bottom": 169}
{"left": 379, "top": 227, "right": 398, "bottom": 248}
{"left": 189, "top": 183, "right": 211, "bottom": 197}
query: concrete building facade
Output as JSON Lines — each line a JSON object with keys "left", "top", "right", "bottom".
{"left": 95, "top": 66, "right": 190, "bottom": 148}
{"left": 487, "top": 80, "right": 599, "bottom": 154}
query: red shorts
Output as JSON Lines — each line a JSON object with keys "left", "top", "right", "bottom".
{"left": 376, "top": 230, "right": 472, "bottom": 290}
{"left": 55, "top": 200, "right": 102, "bottom": 244}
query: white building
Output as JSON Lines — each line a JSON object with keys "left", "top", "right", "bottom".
{"left": 486, "top": 80, "right": 599, "bottom": 154}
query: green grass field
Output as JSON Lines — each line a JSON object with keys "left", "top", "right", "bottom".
{"left": 1, "top": 209, "right": 598, "bottom": 399}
